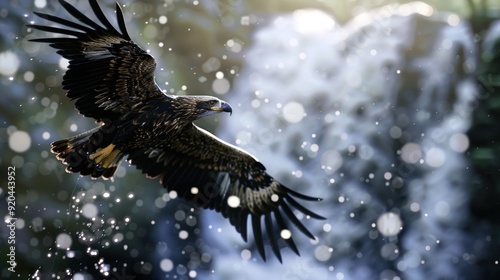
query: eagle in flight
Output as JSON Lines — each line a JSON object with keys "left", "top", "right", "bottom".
{"left": 29, "top": 0, "right": 325, "bottom": 262}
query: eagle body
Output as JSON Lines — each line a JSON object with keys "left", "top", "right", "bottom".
{"left": 30, "top": 0, "right": 325, "bottom": 262}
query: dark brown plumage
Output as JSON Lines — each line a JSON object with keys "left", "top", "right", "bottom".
{"left": 29, "top": 0, "right": 325, "bottom": 262}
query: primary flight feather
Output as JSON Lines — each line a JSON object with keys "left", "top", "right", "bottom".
{"left": 29, "top": 0, "right": 325, "bottom": 262}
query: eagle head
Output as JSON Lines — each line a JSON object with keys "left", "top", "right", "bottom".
{"left": 175, "top": 95, "right": 233, "bottom": 120}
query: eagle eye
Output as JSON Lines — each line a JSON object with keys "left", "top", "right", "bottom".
{"left": 208, "top": 100, "right": 218, "bottom": 107}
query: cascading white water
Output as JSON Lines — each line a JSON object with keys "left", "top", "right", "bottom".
{"left": 204, "top": 2, "right": 488, "bottom": 279}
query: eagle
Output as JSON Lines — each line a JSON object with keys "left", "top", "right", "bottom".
{"left": 29, "top": 0, "right": 325, "bottom": 262}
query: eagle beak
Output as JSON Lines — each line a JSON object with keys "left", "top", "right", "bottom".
{"left": 210, "top": 101, "right": 233, "bottom": 115}
{"left": 221, "top": 101, "right": 232, "bottom": 115}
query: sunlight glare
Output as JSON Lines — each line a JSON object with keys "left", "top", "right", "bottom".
{"left": 292, "top": 9, "right": 336, "bottom": 34}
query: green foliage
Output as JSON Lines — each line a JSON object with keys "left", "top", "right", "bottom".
{"left": 468, "top": 25, "right": 500, "bottom": 225}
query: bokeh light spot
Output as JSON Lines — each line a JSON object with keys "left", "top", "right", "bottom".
{"left": 314, "top": 245, "right": 332, "bottom": 261}
{"left": 56, "top": 233, "right": 72, "bottom": 250}
{"left": 34, "top": 0, "right": 47, "bottom": 9}
{"left": 280, "top": 229, "right": 292, "bottom": 239}
{"left": 449, "top": 133, "right": 469, "bottom": 153}
{"left": 9, "top": 130, "right": 31, "bottom": 153}
{"left": 160, "top": 259, "right": 173, "bottom": 272}
{"left": 377, "top": 212, "right": 402, "bottom": 237}
{"left": 425, "top": 147, "right": 445, "bottom": 167}
{"left": 212, "top": 78, "right": 230, "bottom": 94}
{"left": 0, "top": 51, "right": 20, "bottom": 76}
{"left": 81, "top": 203, "right": 98, "bottom": 219}
{"left": 227, "top": 195, "right": 240, "bottom": 208}
{"left": 283, "top": 101, "right": 305, "bottom": 123}
{"left": 241, "top": 249, "right": 251, "bottom": 261}
{"left": 401, "top": 143, "right": 421, "bottom": 164}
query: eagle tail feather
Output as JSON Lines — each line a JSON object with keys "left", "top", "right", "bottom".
{"left": 51, "top": 127, "right": 122, "bottom": 180}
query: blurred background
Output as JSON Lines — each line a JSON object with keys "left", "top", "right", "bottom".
{"left": 1, "top": 0, "right": 500, "bottom": 279}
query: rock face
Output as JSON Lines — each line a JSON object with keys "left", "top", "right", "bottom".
{"left": 207, "top": 2, "right": 487, "bottom": 279}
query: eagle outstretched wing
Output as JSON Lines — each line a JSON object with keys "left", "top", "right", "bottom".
{"left": 28, "top": 0, "right": 164, "bottom": 123}
{"left": 128, "top": 124, "right": 325, "bottom": 262}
